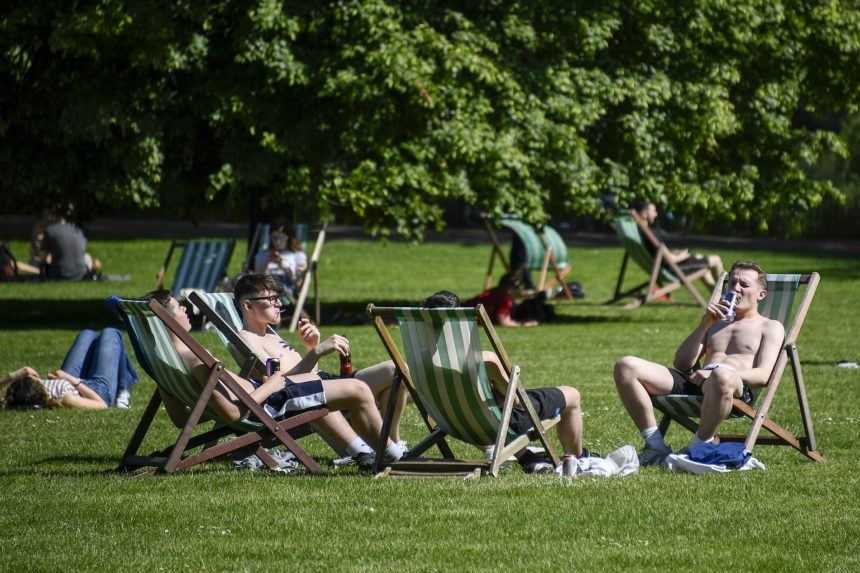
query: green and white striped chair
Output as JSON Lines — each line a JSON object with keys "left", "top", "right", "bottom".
{"left": 109, "top": 296, "right": 327, "bottom": 474}
{"left": 368, "top": 304, "right": 561, "bottom": 477}
{"left": 608, "top": 213, "right": 710, "bottom": 309}
{"left": 154, "top": 239, "right": 236, "bottom": 297}
{"left": 482, "top": 216, "right": 574, "bottom": 299}
{"left": 652, "top": 272, "right": 823, "bottom": 461}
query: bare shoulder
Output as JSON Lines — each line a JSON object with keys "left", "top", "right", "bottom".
{"left": 759, "top": 316, "right": 785, "bottom": 339}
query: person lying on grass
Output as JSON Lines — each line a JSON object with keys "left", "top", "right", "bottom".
{"left": 613, "top": 261, "right": 784, "bottom": 466}
{"left": 232, "top": 273, "right": 407, "bottom": 468}
{"left": 423, "top": 290, "right": 604, "bottom": 477}
{"left": 144, "top": 289, "right": 405, "bottom": 469}
{"left": 2, "top": 328, "right": 138, "bottom": 410}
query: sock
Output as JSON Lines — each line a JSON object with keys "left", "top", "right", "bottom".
{"left": 688, "top": 433, "right": 714, "bottom": 449}
{"left": 384, "top": 441, "right": 405, "bottom": 461}
{"left": 345, "top": 437, "right": 372, "bottom": 457}
{"left": 640, "top": 426, "right": 666, "bottom": 450}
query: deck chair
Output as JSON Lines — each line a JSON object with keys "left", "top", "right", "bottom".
{"left": 109, "top": 296, "right": 328, "bottom": 474}
{"left": 367, "top": 303, "right": 561, "bottom": 477}
{"left": 652, "top": 272, "right": 823, "bottom": 461}
{"left": 243, "top": 223, "right": 271, "bottom": 272}
{"left": 608, "top": 212, "right": 710, "bottom": 309}
{"left": 482, "top": 216, "right": 574, "bottom": 300}
{"left": 154, "top": 239, "right": 236, "bottom": 297}
{"left": 286, "top": 224, "right": 326, "bottom": 331}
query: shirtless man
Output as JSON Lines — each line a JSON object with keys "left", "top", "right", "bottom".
{"left": 613, "top": 261, "right": 784, "bottom": 465}
{"left": 145, "top": 288, "right": 404, "bottom": 469}
{"left": 233, "top": 274, "right": 406, "bottom": 465}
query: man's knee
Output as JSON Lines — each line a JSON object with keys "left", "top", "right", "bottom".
{"left": 705, "top": 368, "right": 740, "bottom": 398}
{"left": 614, "top": 356, "right": 641, "bottom": 384}
{"left": 558, "top": 386, "right": 580, "bottom": 410}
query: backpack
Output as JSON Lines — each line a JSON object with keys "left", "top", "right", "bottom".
{"left": 0, "top": 243, "right": 17, "bottom": 281}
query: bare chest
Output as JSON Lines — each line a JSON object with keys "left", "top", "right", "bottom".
{"left": 707, "top": 321, "right": 764, "bottom": 357}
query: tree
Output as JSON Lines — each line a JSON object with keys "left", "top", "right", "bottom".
{"left": 2, "top": 1, "right": 859, "bottom": 237}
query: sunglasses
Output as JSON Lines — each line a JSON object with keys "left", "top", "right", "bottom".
{"left": 246, "top": 295, "right": 282, "bottom": 306}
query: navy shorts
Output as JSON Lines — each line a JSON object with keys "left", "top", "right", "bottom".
{"left": 668, "top": 367, "right": 754, "bottom": 405}
{"left": 508, "top": 388, "right": 567, "bottom": 435}
{"left": 260, "top": 376, "right": 327, "bottom": 419}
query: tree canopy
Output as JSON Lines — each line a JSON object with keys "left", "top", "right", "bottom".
{"left": 2, "top": 1, "right": 859, "bottom": 237}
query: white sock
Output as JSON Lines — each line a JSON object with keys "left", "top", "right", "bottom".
{"left": 640, "top": 426, "right": 666, "bottom": 449}
{"left": 384, "top": 441, "right": 405, "bottom": 461}
{"left": 345, "top": 437, "right": 372, "bottom": 457}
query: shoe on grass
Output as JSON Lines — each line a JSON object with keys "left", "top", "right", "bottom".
{"left": 116, "top": 389, "right": 131, "bottom": 409}
{"left": 638, "top": 443, "right": 672, "bottom": 467}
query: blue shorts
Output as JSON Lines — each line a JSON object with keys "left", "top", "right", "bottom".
{"left": 261, "top": 377, "right": 327, "bottom": 419}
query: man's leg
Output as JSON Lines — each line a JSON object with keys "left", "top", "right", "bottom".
{"left": 321, "top": 378, "right": 402, "bottom": 460}
{"left": 59, "top": 329, "right": 99, "bottom": 378}
{"left": 706, "top": 254, "right": 724, "bottom": 284}
{"left": 311, "top": 410, "right": 372, "bottom": 457}
{"left": 354, "top": 360, "right": 406, "bottom": 444}
{"left": 555, "top": 386, "right": 582, "bottom": 457}
{"left": 696, "top": 367, "right": 743, "bottom": 442}
{"left": 613, "top": 356, "right": 677, "bottom": 464}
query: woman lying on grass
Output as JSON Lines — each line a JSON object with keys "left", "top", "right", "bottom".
{"left": 1, "top": 328, "right": 138, "bottom": 410}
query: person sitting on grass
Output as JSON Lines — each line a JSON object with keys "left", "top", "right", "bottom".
{"left": 423, "top": 290, "right": 598, "bottom": 476}
{"left": 2, "top": 328, "right": 138, "bottom": 410}
{"left": 144, "top": 288, "right": 405, "bottom": 470}
{"left": 631, "top": 199, "right": 724, "bottom": 287}
{"left": 233, "top": 273, "right": 407, "bottom": 467}
{"left": 613, "top": 261, "right": 784, "bottom": 466}
{"left": 464, "top": 270, "right": 550, "bottom": 327}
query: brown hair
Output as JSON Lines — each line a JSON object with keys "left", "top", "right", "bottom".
{"left": 4, "top": 375, "right": 49, "bottom": 409}
{"left": 234, "top": 273, "right": 283, "bottom": 307}
{"left": 730, "top": 261, "right": 767, "bottom": 289}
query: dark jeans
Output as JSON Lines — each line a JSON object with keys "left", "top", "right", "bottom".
{"left": 61, "top": 328, "right": 138, "bottom": 406}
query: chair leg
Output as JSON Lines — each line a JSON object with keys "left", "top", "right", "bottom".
{"left": 118, "top": 389, "right": 163, "bottom": 471}
{"left": 789, "top": 346, "right": 818, "bottom": 453}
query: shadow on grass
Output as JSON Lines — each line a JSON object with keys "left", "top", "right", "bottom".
{"left": 0, "top": 299, "right": 121, "bottom": 330}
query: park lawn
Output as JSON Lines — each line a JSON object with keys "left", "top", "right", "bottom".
{"left": 1, "top": 237, "right": 859, "bottom": 572}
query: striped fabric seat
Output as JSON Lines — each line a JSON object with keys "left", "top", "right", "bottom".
{"left": 499, "top": 219, "right": 569, "bottom": 271}
{"left": 159, "top": 239, "right": 235, "bottom": 297}
{"left": 653, "top": 274, "right": 801, "bottom": 418}
{"left": 395, "top": 307, "right": 515, "bottom": 446}
{"left": 113, "top": 297, "right": 254, "bottom": 428}
{"left": 368, "top": 304, "right": 561, "bottom": 477}
{"left": 191, "top": 291, "right": 249, "bottom": 367}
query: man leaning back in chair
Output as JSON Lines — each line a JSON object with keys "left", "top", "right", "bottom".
{"left": 613, "top": 261, "right": 785, "bottom": 466}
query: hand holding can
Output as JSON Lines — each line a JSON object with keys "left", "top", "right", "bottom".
{"left": 722, "top": 291, "right": 738, "bottom": 322}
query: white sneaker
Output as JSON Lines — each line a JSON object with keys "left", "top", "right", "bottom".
{"left": 638, "top": 443, "right": 672, "bottom": 467}
{"left": 116, "top": 390, "right": 131, "bottom": 409}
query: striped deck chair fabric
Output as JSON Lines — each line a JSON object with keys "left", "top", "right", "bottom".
{"left": 395, "top": 307, "right": 517, "bottom": 446}
{"left": 114, "top": 297, "right": 251, "bottom": 427}
{"left": 168, "top": 239, "right": 235, "bottom": 296}
{"left": 192, "top": 291, "right": 249, "bottom": 367}
{"left": 244, "top": 224, "right": 271, "bottom": 272}
{"left": 499, "top": 219, "right": 569, "bottom": 272}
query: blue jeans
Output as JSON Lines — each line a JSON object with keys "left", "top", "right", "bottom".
{"left": 60, "top": 328, "right": 138, "bottom": 406}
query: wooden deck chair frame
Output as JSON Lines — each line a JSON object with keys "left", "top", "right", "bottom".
{"left": 113, "top": 297, "right": 328, "bottom": 474}
{"left": 481, "top": 216, "right": 574, "bottom": 300}
{"left": 652, "top": 272, "right": 822, "bottom": 462}
{"left": 368, "top": 303, "right": 561, "bottom": 477}
{"left": 154, "top": 239, "right": 236, "bottom": 297}
{"left": 287, "top": 224, "right": 327, "bottom": 331}
{"left": 608, "top": 211, "right": 709, "bottom": 309}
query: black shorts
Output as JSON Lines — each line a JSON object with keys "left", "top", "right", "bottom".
{"left": 668, "top": 367, "right": 754, "bottom": 405}
{"left": 508, "top": 388, "right": 567, "bottom": 435}
{"left": 677, "top": 255, "right": 708, "bottom": 272}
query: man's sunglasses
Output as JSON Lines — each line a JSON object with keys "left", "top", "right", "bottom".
{"left": 246, "top": 295, "right": 282, "bottom": 305}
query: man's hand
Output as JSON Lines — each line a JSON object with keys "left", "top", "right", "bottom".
{"left": 688, "top": 368, "right": 714, "bottom": 387}
{"left": 297, "top": 318, "right": 321, "bottom": 349}
{"left": 314, "top": 334, "right": 351, "bottom": 358}
{"left": 704, "top": 297, "right": 735, "bottom": 325}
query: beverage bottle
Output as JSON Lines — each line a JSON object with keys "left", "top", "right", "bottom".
{"left": 340, "top": 352, "right": 353, "bottom": 377}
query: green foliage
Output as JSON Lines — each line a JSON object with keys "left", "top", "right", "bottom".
{"left": 2, "top": 1, "right": 860, "bottom": 236}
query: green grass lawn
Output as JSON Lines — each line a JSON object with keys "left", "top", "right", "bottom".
{"left": 1, "top": 237, "right": 859, "bottom": 572}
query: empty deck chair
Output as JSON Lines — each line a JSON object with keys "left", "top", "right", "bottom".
{"left": 652, "top": 272, "right": 822, "bottom": 461}
{"left": 154, "top": 239, "right": 236, "bottom": 297}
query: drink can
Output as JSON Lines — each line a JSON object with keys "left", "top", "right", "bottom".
{"left": 266, "top": 358, "right": 280, "bottom": 377}
{"left": 722, "top": 291, "right": 738, "bottom": 322}
{"left": 339, "top": 352, "right": 353, "bottom": 377}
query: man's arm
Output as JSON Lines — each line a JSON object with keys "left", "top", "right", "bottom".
{"left": 734, "top": 320, "right": 785, "bottom": 387}
{"left": 673, "top": 318, "right": 714, "bottom": 371}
